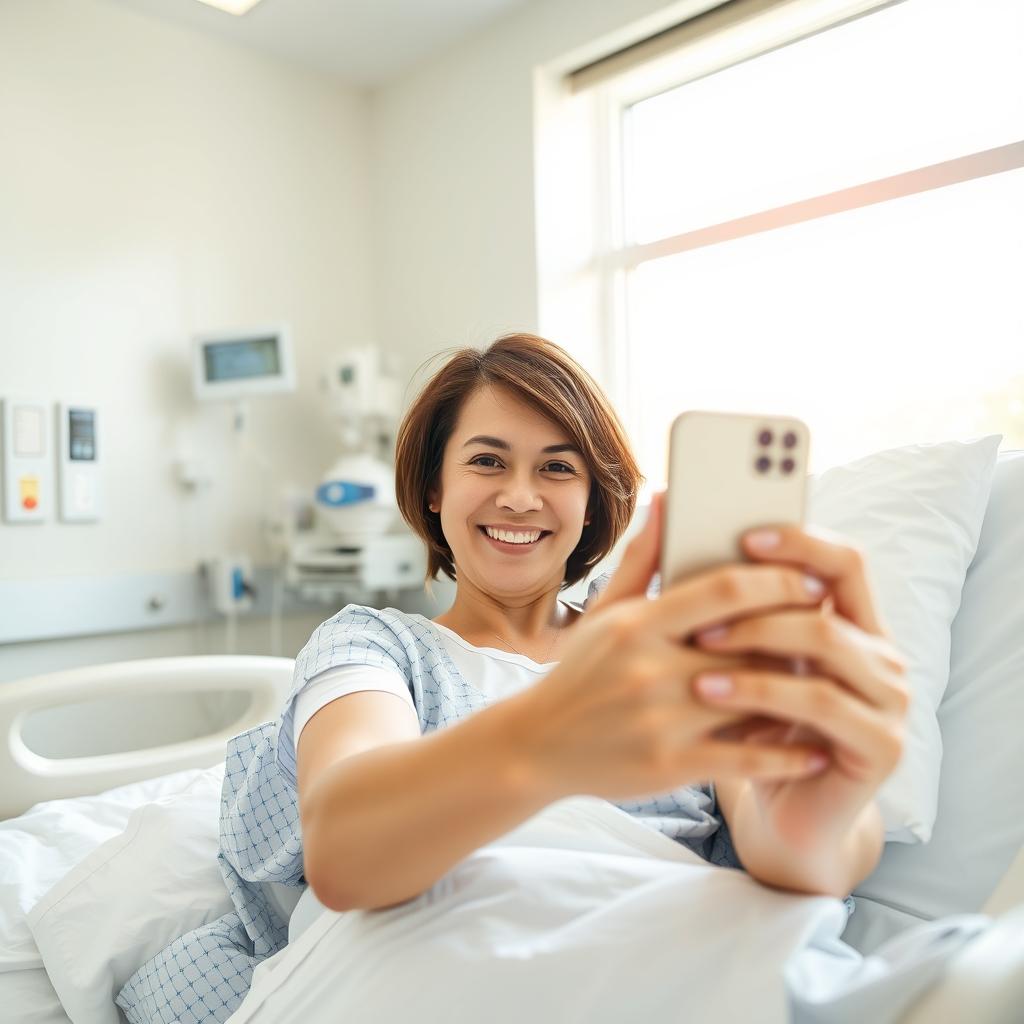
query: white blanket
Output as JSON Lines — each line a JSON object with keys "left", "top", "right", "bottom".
{"left": 225, "top": 797, "right": 988, "bottom": 1023}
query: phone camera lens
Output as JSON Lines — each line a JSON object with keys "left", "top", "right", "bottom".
{"left": 755, "top": 455, "right": 771, "bottom": 473}
{"left": 783, "top": 432, "right": 798, "bottom": 449}
{"left": 758, "top": 429, "right": 773, "bottom": 446}
{"left": 781, "top": 457, "right": 795, "bottom": 474}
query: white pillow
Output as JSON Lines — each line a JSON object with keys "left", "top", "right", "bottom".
{"left": 806, "top": 434, "right": 1001, "bottom": 843}
{"left": 846, "top": 449, "right": 1024, "bottom": 947}
{"left": 27, "top": 766, "right": 230, "bottom": 1024}
{"left": 0, "top": 765, "right": 216, "bottom": 975}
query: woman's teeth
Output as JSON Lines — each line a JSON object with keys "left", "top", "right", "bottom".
{"left": 482, "top": 527, "right": 543, "bottom": 544}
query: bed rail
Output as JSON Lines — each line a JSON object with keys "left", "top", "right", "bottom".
{"left": 0, "top": 655, "right": 294, "bottom": 819}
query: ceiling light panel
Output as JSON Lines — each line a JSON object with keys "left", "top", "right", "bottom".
{"left": 192, "top": 0, "right": 264, "bottom": 15}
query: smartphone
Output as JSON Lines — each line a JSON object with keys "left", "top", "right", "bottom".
{"left": 661, "top": 410, "right": 813, "bottom": 744}
{"left": 660, "top": 409, "right": 810, "bottom": 590}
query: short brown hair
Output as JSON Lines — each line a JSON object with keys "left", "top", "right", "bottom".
{"left": 394, "top": 333, "right": 644, "bottom": 592}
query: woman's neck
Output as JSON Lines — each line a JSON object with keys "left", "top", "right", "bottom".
{"left": 432, "top": 590, "right": 578, "bottom": 649}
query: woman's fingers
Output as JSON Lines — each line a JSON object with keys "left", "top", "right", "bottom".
{"left": 741, "top": 523, "right": 888, "bottom": 638}
{"left": 691, "top": 667, "right": 904, "bottom": 773}
{"left": 643, "top": 642, "right": 844, "bottom": 754}
{"left": 693, "top": 608, "right": 910, "bottom": 714}
{"left": 645, "top": 563, "right": 829, "bottom": 642}
{"left": 710, "top": 715, "right": 789, "bottom": 744}
{"left": 688, "top": 739, "right": 830, "bottom": 781}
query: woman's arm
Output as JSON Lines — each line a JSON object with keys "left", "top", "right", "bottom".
{"left": 301, "top": 692, "right": 556, "bottom": 913}
{"left": 715, "top": 776, "right": 884, "bottom": 897}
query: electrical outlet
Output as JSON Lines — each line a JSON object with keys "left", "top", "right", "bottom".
{"left": 204, "top": 555, "right": 256, "bottom": 614}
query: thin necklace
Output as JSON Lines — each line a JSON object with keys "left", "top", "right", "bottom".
{"left": 490, "top": 628, "right": 561, "bottom": 663}
{"left": 490, "top": 607, "right": 564, "bottom": 663}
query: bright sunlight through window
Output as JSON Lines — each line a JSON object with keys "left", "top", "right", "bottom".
{"left": 619, "top": 0, "right": 1023, "bottom": 482}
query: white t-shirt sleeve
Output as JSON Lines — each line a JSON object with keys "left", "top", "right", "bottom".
{"left": 292, "top": 664, "right": 418, "bottom": 749}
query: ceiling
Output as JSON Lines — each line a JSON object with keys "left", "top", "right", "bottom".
{"left": 109, "top": 0, "right": 534, "bottom": 86}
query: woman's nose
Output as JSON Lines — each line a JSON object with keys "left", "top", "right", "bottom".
{"left": 496, "top": 477, "right": 543, "bottom": 512}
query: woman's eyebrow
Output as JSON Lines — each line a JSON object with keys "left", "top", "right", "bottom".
{"left": 462, "top": 434, "right": 582, "bottom": 456}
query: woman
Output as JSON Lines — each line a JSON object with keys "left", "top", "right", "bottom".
{"left": 115, "top": 333, "right": 910, "bottom": 1024}
{"left": 295, "top": 332, "right": 909, "bottom": 911}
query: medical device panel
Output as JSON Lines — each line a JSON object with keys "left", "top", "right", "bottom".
{"left": 2, "top": 397, "right": 53, "bottom": 523}
{"left": 57, "top": 403, "right": 100, "bottom": 522}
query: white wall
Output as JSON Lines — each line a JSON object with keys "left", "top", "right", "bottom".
{"left": 368, "top": 0, "right": 691, "bottom": 364}
{"left": 0, "top": 0, "right": 379, "bottom": 676}
{"left": 0, "top": 0, "right": 373, "bottom": 582}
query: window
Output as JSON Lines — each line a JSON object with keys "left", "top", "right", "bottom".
{"left": 536, "top": 0, "right": 1024, "bottom": 486}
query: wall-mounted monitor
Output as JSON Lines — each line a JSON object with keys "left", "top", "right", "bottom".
{"left": 192, "top": 325, "right": 296, "bottom": 400}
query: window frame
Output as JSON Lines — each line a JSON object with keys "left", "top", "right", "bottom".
{"left": 535, "top": 0, "right": 1024, "bottom": 486}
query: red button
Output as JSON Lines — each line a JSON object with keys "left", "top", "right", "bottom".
{"left": 23, "top": 496, "right": 37, "bottom": 510}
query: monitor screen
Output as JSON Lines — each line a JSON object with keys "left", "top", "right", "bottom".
{"left": 203, "top": 336, "right": 282, "bottom": 383}
{"left": 68, "top": 408, "right": 96, "bottom": 461}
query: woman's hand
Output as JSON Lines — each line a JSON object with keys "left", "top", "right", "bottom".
{"left": 690, "top": 525, "right": 910, "bottom": 852}
{"left": 502, "top": 491, "right": 839, "bottom": 804}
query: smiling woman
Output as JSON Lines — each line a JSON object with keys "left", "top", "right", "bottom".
{"left": 393, "top": 333, "right": 644, "bottom": 657}
{"left": 114, "top": 332, "right": 897, "bottom": 1024}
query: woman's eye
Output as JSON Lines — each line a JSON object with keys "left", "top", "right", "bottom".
{"left": 469, "top": 456, "right": 575, "bottom": 474}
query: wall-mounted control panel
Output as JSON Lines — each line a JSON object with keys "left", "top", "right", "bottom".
{"left": 2, "top": 398, "right": 53, "bottom": 523}
{"left": 2, "top": 399, "right": 102, "bottom": 524}
{"left": 57, "top": 403, "right": 100, "bottom": 522}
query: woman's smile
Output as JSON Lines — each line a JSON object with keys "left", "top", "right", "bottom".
{"left": 477, "top": 525, "right": 552, "bottom": 554}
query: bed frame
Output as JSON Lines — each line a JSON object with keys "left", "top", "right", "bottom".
{"left": 0, "top": 655, "right": 294, "bottom": 820}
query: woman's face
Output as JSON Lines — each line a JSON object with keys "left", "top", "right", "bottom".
{"left": 429, "top": 385, "right": 592, "bottom": 596}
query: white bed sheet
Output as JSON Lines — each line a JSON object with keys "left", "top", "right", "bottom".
{"left": 228, "top": 796, "right": 989, "bottom": 1024}
{"left": 1, "top": 967, "right": 72, "bottom": 1024}
{"left": 0, "top": 765, "right": 1011, "bottom": 1024}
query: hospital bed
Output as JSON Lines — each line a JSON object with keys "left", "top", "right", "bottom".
{"left": 2, "top": 449, "right": 1023, "bottom": 1022}
{"left": 0, "top": 655, "right": 293, "bottom": 1024}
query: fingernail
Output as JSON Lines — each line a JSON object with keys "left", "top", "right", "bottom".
{"left": 696, "top": 625, "right": 729, "bottom": 644}
{"left": 697, "top": 673, "right": 733, "bottom": 698}
{"left": 803, "top": 574, "right": 825, "bottom": 597}
{"left": 746, "top": 529, "right": 780, "bottom": 550}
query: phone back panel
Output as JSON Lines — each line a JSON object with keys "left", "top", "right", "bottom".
{"left": 660, "top": 410, "right": 810, "bottom": 588}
